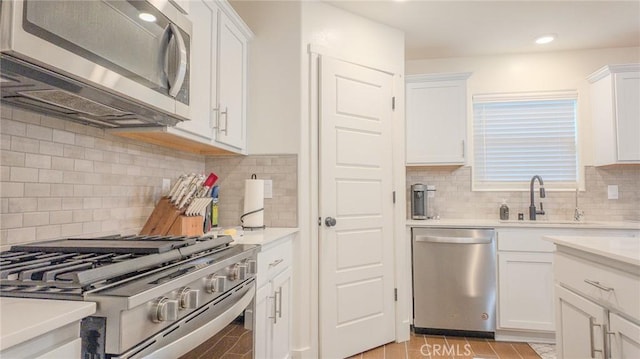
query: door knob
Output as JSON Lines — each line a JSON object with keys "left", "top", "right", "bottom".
{"left": 324, "top": 217, "right": 337, "bottom": 227}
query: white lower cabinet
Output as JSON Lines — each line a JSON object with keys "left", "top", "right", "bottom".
{"left": 498, "top": 252, "right": 555, "bottom": 331}
{"left": 556, "top": 285, "right": 608, "bottom": 359}
{"left": 254, "top": 238, "right": 292, "bottom": 359}
{"left": 554, "top": 244, "right": 640, "bottom": 359}
{"left": 609, "top": 313, "right": 640, "bottom": 359}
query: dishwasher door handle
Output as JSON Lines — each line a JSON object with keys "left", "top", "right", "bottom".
{"left": 414, "top": 235, "right": 493, "bottom": 244}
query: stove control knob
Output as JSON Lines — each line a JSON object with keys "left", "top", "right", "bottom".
{"left": 246, "top": 260, "right": 257, "bottom": 275}
{"left": 179, "top": 287, "right": 199, "bottom": 309}
{"left": 207, "top": 275, "right": 227, "bottom": 293}
{"left": 227, "top": 263, "right": 240, "bottom": 281}
{"left": 151, "top": 297, "right": 179, "bottom": 323}
{"left": 237, "top": 264, "right": 248, "bottom": 280}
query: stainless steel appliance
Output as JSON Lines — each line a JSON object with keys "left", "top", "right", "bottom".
{"left": 412, "top": 227, "right": 496, "bottom": 337}
{"left": 0, "top": 234, "right": 257, "bottom": 358}
{"left": 0, "top": 0, "right": 191, "bottom": 128}
{"left": 411, "top": 184, "right": 427, "bottom": 219}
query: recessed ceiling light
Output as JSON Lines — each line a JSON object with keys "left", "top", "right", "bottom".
{"left": 535, "top": 34, "right": 556, "bottom": 45}
{"left": 139, "top": 12, "right": 157, "bottom": 22}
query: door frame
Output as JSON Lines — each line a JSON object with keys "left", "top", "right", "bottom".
{"left": 303, "top": 44, "right": 409, "bottom": 357}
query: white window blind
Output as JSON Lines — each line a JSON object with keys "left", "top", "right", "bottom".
{"left": 473, "top": 91, "right": 578, "bottom": 190}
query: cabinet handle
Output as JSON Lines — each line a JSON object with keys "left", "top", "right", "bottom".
{"left": 603, "top": 323, "right": 614, "bottom": 359}
{"left": 461, "top": 140, "right": 465, "bottom": 159}
{"left": 268, "top": 293, "right": 278, "bottom": 324}
{"left": 276, "top": 287, "right": 283, "bottom": 319}
{"left": 220, "top": 107, "right": 228, "bottom": 135}
{"left": 585, "top": 279, "right": 614, "bottom": 292}
{"left": 269, "top": 259, "right": 284, "bottom": 268}
{"left": 589, "top": 317, "right": 603, "bottom": 358}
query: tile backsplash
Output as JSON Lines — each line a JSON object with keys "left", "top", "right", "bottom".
{"left": 407, "top": 166, "right": 640, "bottom": 222}
{"left": 1, "top": 105, "right": 205, "bottom": 248}
{"left": 205, "top": 155, "right": 298, "bottom": 228}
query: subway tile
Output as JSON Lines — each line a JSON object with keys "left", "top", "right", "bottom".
{"left": 75, "top": 134, "right": 95, "bottom": 148}
{"left": 73, "top": 209, "right": 94, "bottom": 222}
{"left": 40, "top": 115, "right": 67, "bottom": 130}
{"left": 36, "top": 225, "right": 62, "bottom": 241}
{"left": 7, "top": 227, "right": 36, "bottom": 244}
{"left": 60, "top": 222, "right": 84, "bottom": 237}
{"left": 8, "top": 198, "right": 37, "bottom": 213}
{"left": 25, "top": 183, "right": 51, "bottom": 197}
{"left": 52, "top": 129, "right": 75, "bottom": 145}
{"left": 62, "top": 198, "right": 84, "bottom": 210}
{"left": 1, "top": 134, "right": 11, "bottom": 150}
{"left": 1, "top": 150, "right": 25, "bottom": 166}
{"left": 50, "top": 210, "right": 73, "bottom": 224}
{"left": 11, "top": 136, "right": 40, "bottom": 153}
{"left": 51, "top": 157, "right": 75, "bottom": 171}
{"left": 25, "top": 153, "right": 52, "bottom": 169}
{"left": 0, "top": 213, "right": 23, "bottom": 229}
{"left": 0, "top": 119, "right": 27, "bottom": 136}
{"left": 37, "top": 197, "right": 61, "bottom": 211}
{"left": 39, "top": 141, "right": 64, "bottom": 156}
{"left": 26, "top": 124, "right": 53, "bottom": 141}
{"left": 0, "top": 182, "right": 24, "bottom": 198}
{"left": 63, "top": 144, "right": 85, "bottom": 159}
{"left": 10, "top": 167, "right": 38, "bottom": 182}
{"left": 74, "top": 159, "right": 94, "bottom": 172}
{"left": 23, "top": 212, "right": 50, "bottom": 226}
{"left": 39, "top": 169, "right": 64, "bottom": 183}
{"left": 12, "top": 108, "right": 41, "bottom": 124}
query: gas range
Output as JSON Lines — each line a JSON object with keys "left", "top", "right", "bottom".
{"left": 0, "top": 234, "right": 259, "bottom": 358}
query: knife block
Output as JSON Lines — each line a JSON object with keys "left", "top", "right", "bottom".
{"left": 167, "top": 215, "right": 204, "bottom": 236}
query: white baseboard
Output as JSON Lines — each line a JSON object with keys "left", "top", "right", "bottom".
{"left": 495, "top": 329, "right": 556, "bottom": 344}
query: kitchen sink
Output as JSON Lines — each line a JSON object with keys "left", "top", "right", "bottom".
{"left": 498, "top": 220, "right": 595, "bottom": 225}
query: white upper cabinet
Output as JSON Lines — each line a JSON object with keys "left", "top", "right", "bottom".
{"left": 405, "top": 73, "right": 471, "bottom": 166}
{"left": 214, "top": 11, "right": 249, "bottom": 150}
{"left": 588, "top": 64, "right": 640, "bottom": 166}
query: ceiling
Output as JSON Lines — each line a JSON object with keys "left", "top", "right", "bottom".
{"left": 324, "top": 1, "right": 640, "bottom": 60}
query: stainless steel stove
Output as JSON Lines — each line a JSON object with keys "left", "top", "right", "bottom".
{"left": 0, "top": 234, "right": 258, "bottom": 358}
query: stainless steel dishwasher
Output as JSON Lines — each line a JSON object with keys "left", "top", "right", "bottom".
{"left": 412, "top": 227, "right": 496, "bottom": 338}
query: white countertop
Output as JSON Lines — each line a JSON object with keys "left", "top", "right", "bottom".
{"left": 544, "top": 235, "right": 640, "bottom": 267}
{"left": 407, "top": 218, "right": 640, "bottom": 230}
{"left": 0, "top": 298, "right": 96, "bottom": 351}
{"left": 231, "top": 227, "right": 298, "bottom": 248}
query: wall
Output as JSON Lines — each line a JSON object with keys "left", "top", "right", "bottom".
{"left": 204, "top": 154, "right": 297, "bottom": 228}
{"left": 0, "top": 105, "right": 205, "bottom": 250}
{"left": 406, "top": 46, "right": 640, "bottom": 165}
{"left": 230, "top": 1, "right": 301, "bottom": 155}
{"left": 407, "top": 166, "right": 640, "bottom": 221}
{"left": 406, "top": 47, "right": 640, "bottom": 221}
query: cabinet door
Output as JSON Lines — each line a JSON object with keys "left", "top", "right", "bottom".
{"left": 215, "top": 13, "right": 247, "bottom": 150}
{"left": 614, "top": 72, "right": 640, "bottom": 162}
{"left": 406, "top": 77, "right": 467, "bottom": 165}
{"left": 556, "top": 285, "right": 608, "bottom": 359}
{"left": 609, "top": 313, "right": 640, "bottom": 359}
{"left": 271, "top": 267, "right": 292, "bottom": 359}
{"left": 178, "top": 0, "right": 215, "bottom": 141}
{"left": 498, "top": 252, "right": 555, "bottom": 331}
{"left": 254, "top": 283, "right": 273, "bottom": 359}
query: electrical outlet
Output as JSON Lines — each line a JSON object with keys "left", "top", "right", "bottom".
{"left": 607, "top": 185, "right": 618, "bottom": 200}
{"left": 162, "top": 178, "right": 171, "bottom": 195}
{"left": 264, "top": 180, "right": 273, "bottom": 199}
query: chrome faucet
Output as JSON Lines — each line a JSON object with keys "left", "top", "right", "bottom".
{"left": 529, "top": 175, "right": 546, "bottom": 220}
{"left": 574, "top": 188, "right": 585, "bottom": 221}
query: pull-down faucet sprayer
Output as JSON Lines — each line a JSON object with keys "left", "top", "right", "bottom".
{"left": 529, "top": 175, "right": 546, "bottom": 220}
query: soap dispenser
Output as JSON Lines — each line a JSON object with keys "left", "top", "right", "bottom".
{"left": 499, "top": 201, "right": 509, "bottom": 220}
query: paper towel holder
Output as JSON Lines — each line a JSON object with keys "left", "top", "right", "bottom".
{"left": 241, "top": 174, "right": 266, "bottom": 230}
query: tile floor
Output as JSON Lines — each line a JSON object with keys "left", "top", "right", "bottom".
{"left": 347, "top": 332, "right": 546, "bottom": 359}
{"left": 179, "top": 321, "right": 556, "bottom": 359}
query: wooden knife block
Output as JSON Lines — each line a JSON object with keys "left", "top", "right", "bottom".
{"left": 140, "top": 197, "right": 203, "bottom": 236}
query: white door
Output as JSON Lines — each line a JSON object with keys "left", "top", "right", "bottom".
{"left": 319, "top": 56, "right": 396, "bottom": 359}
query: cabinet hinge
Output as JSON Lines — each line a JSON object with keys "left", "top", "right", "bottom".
{"left": 394, "top": 288, "right": 398, "bottom": 301}
{"left": 318, "top": 217, "right": 321, "bottom": 226}
{"left": 392, "top": 191, "right": 396, "bottom": 204}
{"left": 392, "top": 97, "right": 396, "bottom": 110}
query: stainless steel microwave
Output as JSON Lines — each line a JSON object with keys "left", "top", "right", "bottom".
{"left": 0, "top": 0, "right": 191, "bottom": 128}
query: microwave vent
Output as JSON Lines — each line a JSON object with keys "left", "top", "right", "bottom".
{"left": 17, "top": 89, "right": 130, "bottom": 117}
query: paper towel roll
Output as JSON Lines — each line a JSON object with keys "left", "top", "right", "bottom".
{"left": 242, "top": 177, "right": 264, "bottom": 228}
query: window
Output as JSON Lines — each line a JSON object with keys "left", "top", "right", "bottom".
{"left": 472, "top": 91, "right": 578, "bottom": 191}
